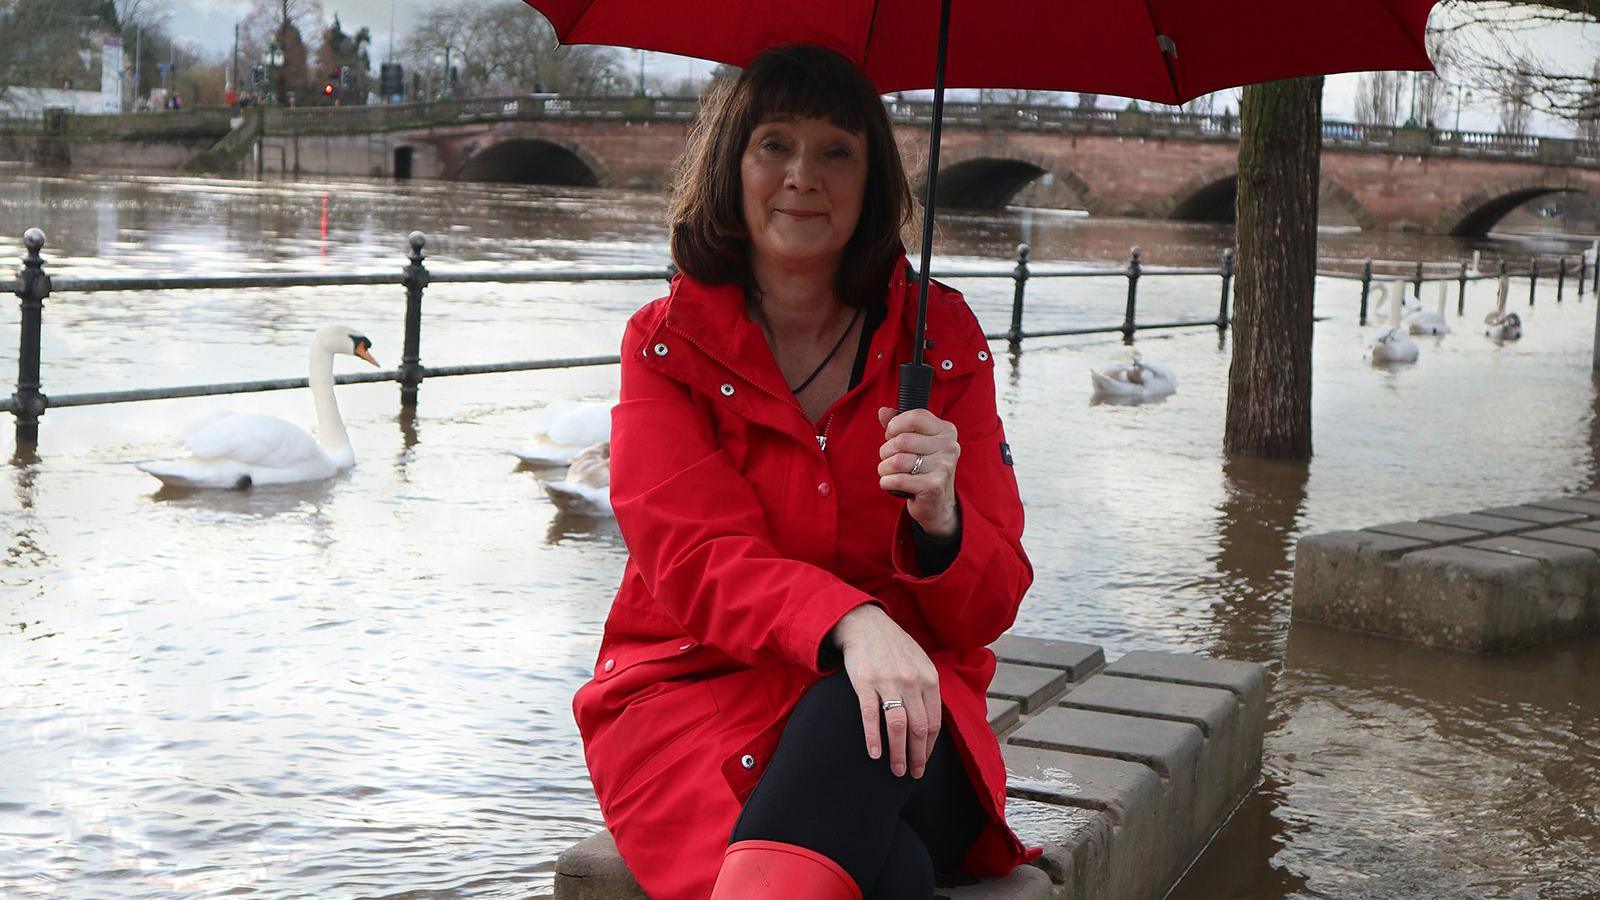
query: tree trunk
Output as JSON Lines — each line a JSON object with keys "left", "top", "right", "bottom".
{"left": 1225, "top": 76, "right": 1322, "bottom": 459}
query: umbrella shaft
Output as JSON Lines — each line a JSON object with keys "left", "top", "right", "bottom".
{"left": 910, "top": 0, "right": 951, "bottom": 371}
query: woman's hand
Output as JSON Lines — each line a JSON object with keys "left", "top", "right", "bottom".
{"left": 828, "top": 604, "right": 942, "bottom": 778}
{"left": 877, "top": 407, "right": 960, "bottom": 537}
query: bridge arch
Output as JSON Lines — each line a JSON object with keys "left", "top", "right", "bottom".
{"left": 1433, "top": 175, "right": 1598, "bottom": 236}
{"left": 453, "top": 136, "right": 613, "bottom": 186}
{"left": 916, "top": 147, "right": 1096, "bottom": 212}
{"left": 1154, "top": 164, "right": 1376, "bottom": 228}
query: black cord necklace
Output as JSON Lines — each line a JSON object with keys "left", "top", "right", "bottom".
{"left": 786, "top": 306, "right": 863, "bottom": 395}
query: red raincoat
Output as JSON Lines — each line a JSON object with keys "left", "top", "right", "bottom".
{"left": 575, "top": 258, "right": 1037, "bottom": 899}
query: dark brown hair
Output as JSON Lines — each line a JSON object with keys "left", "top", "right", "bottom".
{"left": 668, "top": 44, "right": 913, "bottom": 307}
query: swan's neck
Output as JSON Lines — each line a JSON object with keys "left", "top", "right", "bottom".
{"left": 309, "top": 347, "right": 351, "bottom": 454}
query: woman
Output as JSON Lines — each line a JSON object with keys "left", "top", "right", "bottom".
{"left": 575, "top": 44, "right": 1036, "bottom": 899}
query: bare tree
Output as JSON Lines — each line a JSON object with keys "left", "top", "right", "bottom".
{"left": 399, "top": 0, "right": 619, "bottom": 97}
{"left": 1354, "top": 70, "right": 1405, "bottom": 126}
{"left": 1498, "top": 66, "right": 1535, "bottom": 133}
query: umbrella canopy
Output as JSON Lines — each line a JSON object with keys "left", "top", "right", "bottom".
{"left": 526, "top": 0, "right": 1438, "bottom": 104}
{"left": 523, "top": 0, "right": 1441, "bottom": 411}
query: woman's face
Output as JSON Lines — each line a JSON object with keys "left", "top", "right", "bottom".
{"left": 740, "top": 116, "right": 869, "bottom": 276}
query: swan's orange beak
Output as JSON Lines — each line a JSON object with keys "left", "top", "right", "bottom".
{"left": 356, "top": 345, "right": 379, "bottom": 367}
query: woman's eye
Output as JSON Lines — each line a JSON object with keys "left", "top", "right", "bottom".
{"left": 826, "top": 147, "right": 853, "bottom": 159}
{"left": 760, "top": 138, "right": 787, "bottom": 152}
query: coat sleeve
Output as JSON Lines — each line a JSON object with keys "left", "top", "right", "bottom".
{"left": 889, "top": 300, "right": 1032, "bottom": 650}
{"left": 610, "top": 315, "right": 875, "bottom": 673}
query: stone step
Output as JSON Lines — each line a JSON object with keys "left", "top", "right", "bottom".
{"left": 554, "top": 636, "right": 1266, "bottom": 900}
{"left": 1293, "top": 493, "right": 1600, "bottom": 651}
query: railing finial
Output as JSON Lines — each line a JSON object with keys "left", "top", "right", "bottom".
{"left": 23, "top": 228, "right": 44, "bottom": 254}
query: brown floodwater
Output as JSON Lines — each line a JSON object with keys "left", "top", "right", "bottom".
{"left": 1, "top": 168, "right": 1597, "bottom": 898}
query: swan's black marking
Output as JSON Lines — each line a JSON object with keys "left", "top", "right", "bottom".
{"left": 234, "top": 474, "right": 253, "bottom": 490}
{"left": 350, "top": 334, "right": 372, "bottom": 352}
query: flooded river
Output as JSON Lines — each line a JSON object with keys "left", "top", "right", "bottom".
{"left": 1, "top": 169, "right": 1597, "bottom": 898}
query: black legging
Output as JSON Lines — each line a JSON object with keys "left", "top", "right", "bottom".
{"left": 728, "top": 670, "right": 986, "bottom": 899}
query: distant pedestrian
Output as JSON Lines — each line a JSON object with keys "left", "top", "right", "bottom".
{"left": 173, "top": 93, "right": 182, "bottom": 111}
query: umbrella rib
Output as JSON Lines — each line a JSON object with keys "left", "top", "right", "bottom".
{"left": 563, "top": 0, "right": 603, "bottom": 44}
{"left": 862, "top": 0, "right": 882, "bottom": 67}
{"left": 1375, "top": 0, "right": 1430, "bottom": 68}
{"left": 1138, "top": 0, "right": 1181, "bottom": 104}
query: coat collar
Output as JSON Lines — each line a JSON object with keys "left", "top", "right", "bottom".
{"left": 659, "top": 257, "right": 913, "bottom": 400}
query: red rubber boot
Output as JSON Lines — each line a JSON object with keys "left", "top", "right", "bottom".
{"left": 707, "top": 840, "right": 863, "bottom": 900}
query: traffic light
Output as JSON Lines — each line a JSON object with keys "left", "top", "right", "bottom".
{"left": 340, "top": 65, "right": 352, "bottom": 90}
{"left": 251, "top": 64, "right": 264, "bottom": 87}
{"left": 323, "top": 82, "right": 335, "bottom": 97}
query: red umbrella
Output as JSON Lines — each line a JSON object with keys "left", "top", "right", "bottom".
{"left": 524, "top": 0, "right": 1441, "bottom": 409}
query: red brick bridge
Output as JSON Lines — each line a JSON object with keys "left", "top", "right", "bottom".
{"left": 158, "top": 96, "right": 1600, "bottom": 237}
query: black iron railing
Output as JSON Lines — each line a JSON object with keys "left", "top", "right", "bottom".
{"left": 5, "top": 229, "right": 1242, "bottom": 446}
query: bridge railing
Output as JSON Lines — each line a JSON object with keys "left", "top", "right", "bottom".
{"left": 3, "top": 228, "right": 1240, "bottom": 447}
{"left": 10, "top": 95, "right": 1594, "bottom": 166}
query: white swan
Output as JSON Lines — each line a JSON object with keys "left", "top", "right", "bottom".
{"left": 543, "top": 441, "right": 612, "bottom": 516}
{"left": 1405, "top": 282, "right": 1452, "bottom": 336}
{"left": 1370, "top": 282, "right": 1419, "bottom": 364}
{"left": 512, "top": 400, "right": 613, "bottom": 465}
{"left": 1484, "top": 273, "right": 1523, "bottom": 341}
{"left": 1372, "top": 278, "right": 1421, "bottom": 321}
{"left": 137, "top": 324, "right": 379, "bottom": 489}
{"left": 1090, "top": 354, "right": 1176, "bottom": 402}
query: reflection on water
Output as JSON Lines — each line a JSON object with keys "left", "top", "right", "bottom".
{"left": 2, "top": 171, "right": 1599, "bottom": 898}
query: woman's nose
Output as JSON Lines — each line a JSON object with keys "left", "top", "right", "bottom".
{"left": 785, "top": 153, "right": 819, "bottom": 191}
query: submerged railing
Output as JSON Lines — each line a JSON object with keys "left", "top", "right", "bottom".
{"left": 4, "top": 228, "right": 1242, "bottom": 446}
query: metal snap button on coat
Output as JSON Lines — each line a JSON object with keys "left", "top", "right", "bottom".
{"left": 740, "top": 754, "right": 757, "bottom": 770}
{"left": 653, "top": 342, "right": 669, "bottom": 356}
{"left": 602, "top": 658, "right": 615, "bottom": 673}
{"left": 977, "top": 350, "right": 989, "bottom": 362}
{"left": 720, "top": 383, "right": 735, "bottom": 396}
{"left": 940, "top": 359, "right": 954, "bottom": 371}
{"left": 817, "top": 482, "right": 832, "bottom": 497}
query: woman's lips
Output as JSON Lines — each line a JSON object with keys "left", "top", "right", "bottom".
{"left": 776, "top": 209, "right": 825, "bottom": 219}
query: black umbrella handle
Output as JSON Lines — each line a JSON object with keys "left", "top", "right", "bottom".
{"left": 897, "top": 361, "right": 932, "bottom": 413}
{"left": 889, "top": 362, "right": 934, "bottom": 499}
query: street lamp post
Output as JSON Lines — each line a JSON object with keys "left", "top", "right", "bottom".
{"left": 265, "top": 41, "right": 282, "bottom": 105}
{"left": 1454, "top": 85, "right": 1472, "bottom": 133}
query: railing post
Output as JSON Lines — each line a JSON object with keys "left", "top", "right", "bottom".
{"left": 1008, "top": 242, "right": 1029, "bottom": 346}
{"left": 1581, "top": 252, "right": 1588, "bottom": 297}
{"left": 399, "top": 230, "right": 428, "bottom": 407}
{"left": 1458, "top": 261, "right": 1468, "bottom": 316}
{"left": 1121, "top": 245, "right": 1141, "bottom": 344}
{"left": 1413, "top": 259, "right": 1423, "bottom": 299}
{"left": 12, "top": 228, "right": 51, "bottom": 446}
{"left": 1529, "top": 257, "right": 1538, "bottom": 306}
{"left": 1359, "top": 258, "right": 1373, "bottom": 326}
{"left": 1558, "top": 256, "right": 1567, "bottom": 303}
{"left": 1217, "top": 247, "right": 1234, "bottom": 331}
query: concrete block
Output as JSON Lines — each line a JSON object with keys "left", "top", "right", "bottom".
{"left": 1521, "top": 526, "right": 1600, "bottom": 554}
{"left": 1102, "top": 652, "right": 1266, "bottom": 805}
{"left": 990, "top": 634, "right": 1105, "bottom": 681}
{"left": 1526, "top": 496, "right": 1600, "bottom": 518}
{"left": 990, "top": 662, "right": 1071, "bottom": 714}
{"left": 1004, "top": 797, "right": 1104, "bottom": 897}
{"left": 936, "top": 863, "right": 1053, "bottom": 900}
{"left": 1058, "top": 674, "right": 1235, "bottom": 739}
{"left": 1473, "top": 504, "right": 1585, "bottom": 526}
{"left": 1364, "top": 520, "right": 1484, "bottom": 543}
{"left": 1395, "top": 545, "right": 1587, "bottom": 651}
{"left": 553, "top": 830, "right": 647, "bottom": 900}
{"left": 1292, "top": 530, "right": 1429, "bottom": 633}
{"left": 1420, "top": 513, "right": 1536, "bottom": 535}
{"left": 1004, "top": 745, "right": 1164, "bottom": 900}
{"left": 988, "top": 697, "right": 1021, "bottom": 734}
{"left": 1010, "top": 706, "right": 1202, "bottom": 781}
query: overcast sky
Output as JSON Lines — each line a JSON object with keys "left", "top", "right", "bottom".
{"left": 161, "top": 0, "right": 1598, "bottom": 136}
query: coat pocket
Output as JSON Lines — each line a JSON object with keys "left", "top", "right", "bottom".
{"left": 590, "top": 677, "right": 720, "bottom": 810}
